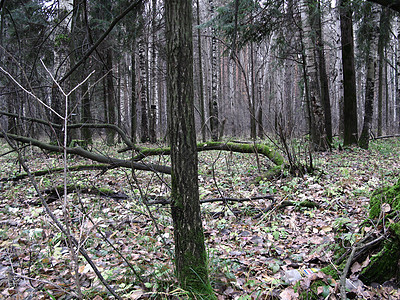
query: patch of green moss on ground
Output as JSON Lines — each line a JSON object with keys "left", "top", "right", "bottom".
{"left": 321, "top": 265, "right": 339, "bottom": 280}
{"left": 360, "top": 238, "right": 400, "bottom": 285}
{"left": 369, "top": 179, "right": 400, "bottom": 219}
{"left": 297, "top": 279, "right": 334, "bottom": 300}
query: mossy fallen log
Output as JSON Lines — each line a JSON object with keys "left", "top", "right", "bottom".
{"left": 35, "top": 184, "right": 128, "bottom": 204}
{"left": 122, "top": 141, "right": 285, "bottom": 166}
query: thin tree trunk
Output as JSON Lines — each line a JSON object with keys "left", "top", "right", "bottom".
{"left": 106, "top": 48, "right": 116, "bottom": 145}
{"left": 165, "top": 0, "right": 214, "bottom": 296}
{"left": 139, "top": 7, "right": 149, "bottom": 143}
{"left": 209, "top": 0, "right": 219, "bottom": 141}
{"left": 397, "top": 19, "right": 400, "bottom": 133}
{"left": 149, "top": 0, "right": 157, "bottom": 143}
{"left": 196, "top": 0, "right": 206, "bottom": 142}
{"left": 131, "top": 53, "right": 137, "bottom": 143}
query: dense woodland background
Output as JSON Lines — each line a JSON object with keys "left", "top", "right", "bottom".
{"left": 2, "top": 0, "right": 400, "bottom": 299}
{"left": 0, "top": 0, "right": 399, "bottom": 146}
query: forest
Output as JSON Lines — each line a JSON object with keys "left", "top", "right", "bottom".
{"left": 1, "top": 0, "right": 400, "bottom": 299}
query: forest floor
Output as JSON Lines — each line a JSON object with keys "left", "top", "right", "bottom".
{"left": 1, "top": 138, "right": 400, "bottom": 299}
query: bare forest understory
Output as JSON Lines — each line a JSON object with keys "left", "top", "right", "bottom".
{"left": 1, "top": 138, "right": 400, "bottom": 299}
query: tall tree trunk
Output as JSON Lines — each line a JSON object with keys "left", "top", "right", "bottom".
{"left": 397, "top": 19, "right": 400, "bottom": 134}
{"left": 165, "top": 0, "right": 215, "bottom": 297}
{"left": 81, "top": 78, "right": 92, "bottom": 143}
{"left": 149, "top": 0, "right": 157, "bottom": 143}
{"left": 196, "top": 0, "right": 206, "bottom": 142}
{"left": 209, "top": 0, "right": 219, "bottom": 141}
{"left": 359, "top": 5, "right": 379, "bottom": 149}
{"left": 106, "top": 48, "right": 116, "bottom": 145}
{"left": 300, "top": 0, "right": 327, "bottom": 151}
{"left": 139, "top": 7, "right": 149, "bottom": 143}
{"left": 340, "top": 0, "right": 358, "bottom": 145}
{"left": 316, "top": 1, "right": 332, "bottom": 145}
{"left": 377, "top": 8, "right": 391, "bottom": 136}
{"left": 257, "top": 75, "right": 264, "bottom": 139}
{"left": 250, "top": 42, "right": 256, "bottom": 140}
{"left": 131, "top": 52, "right": 137, "bottom": 143}
{"left": 359, "top": 54, "right": 376, "bottom": 149}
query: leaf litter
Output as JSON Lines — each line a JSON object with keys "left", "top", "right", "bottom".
{"left": 0, "top": 139, "right": 400, "bottom": 298}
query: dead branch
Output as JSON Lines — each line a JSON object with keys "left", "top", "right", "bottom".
{"left": 0, "top": 164, "right": 116, "bottom": 182}
{"left": 146, "top": 195, "right": 274, "bottom": 205}
{"left": 0, "top": 132, "right": 171, "bottom": 174}
{"left": 31, "top": 184, "right": 129, "bottom": 204}
{"left": 252, "top": 200, "right": 320, "bottom": 219}
{"left": 374, "top": 134, "right": 400, "bottom": 140}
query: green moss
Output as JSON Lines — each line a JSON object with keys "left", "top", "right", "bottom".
{"left": 69, "top": 139, "right": 88, "bottom": 148}
{"left": 297, "top": 279, "right": 333, "bottom": 300}
{"left": 360, "top": 239, "right": 400, "bottom": 284}
{"left": 369, "top": 179, "right": 400, "bottom": 219}
{"left": 321, "top": 265, "right": 339, "bottom": 280}
{"left": 390, "top": 222, "right": 400, "bottom": 239}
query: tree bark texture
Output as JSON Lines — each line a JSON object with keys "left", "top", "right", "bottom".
{"left": 359, "top": 5, "right": 379, "bottom": 149}
{"left": 209, "top": 0, "right": 219, "bottom": 141}
{"left": 340, "top": 0, "right": 358, "bottom": 146}
{"left": 165, "top": 0, "right": 214, "bottom": 297}
{"left": 139, "top": 4, "right": 149, "bottom": 143}
{"left": 301, "top": 0, "right": 327, "bottom": 151}
{"left": 106, "top": 48, "right": 116, "bottom": 145}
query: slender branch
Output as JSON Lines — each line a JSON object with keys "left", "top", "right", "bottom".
{"left": 0, "top": 66, "right": 63, "bottom": 119}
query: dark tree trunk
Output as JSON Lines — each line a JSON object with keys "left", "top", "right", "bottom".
{"left": 359, "top": 54, "right": 376, "bottom": 149}
{"left": 131, "top": 53, "right": 137, "bottom": 143}
{"left": 149, "top": 0, "right": 157, "bottom": 143}
{"left": 81, "top": 79, "right": 92, "bottom": 143}
{"left": 165, "top": 0, "right": 214, "bottom": 296}
{"left": 316, "top": 1, "right": 332, "bottom": 145}
{"left": 359, "top": 5, "right": 379, "bottom": 149}
{"left": 377, "top": 9, "right": 391, "bottom": 136}
{"left": 340, "top": 0, "right": 358, "bottom": 146}
{"left": 51, "top": 86, "right": 64, "bottom": 144}
{"left": 106, "top": 48, "right": 116, "bottom": 145}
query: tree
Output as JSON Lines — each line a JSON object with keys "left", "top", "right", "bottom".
{"left": 340, "top": 0, "right": 358, "bottom": 146}
{"left": 138, "top": 2, "right": 149, "bottom": 143}
{"left": 165, "top": 0, "right": 215, "bottom": 297}
{"left": 359, "top": 4, "right": 380, "bottom": 149}
{"left": 209, "top": 0, "right": 219, "bottom": 141}
{"left": 377, "top": 8, "right": 391, "bottom": 136}
{"left": 300, "top": 0, "right": 328, "bottom": 151}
